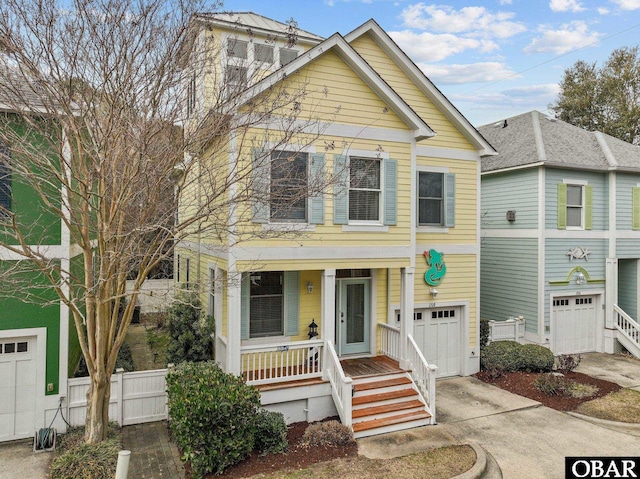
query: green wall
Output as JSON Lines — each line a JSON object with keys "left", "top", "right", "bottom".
{"left": 0, "top": 263, "right": 61, "bottom": 395}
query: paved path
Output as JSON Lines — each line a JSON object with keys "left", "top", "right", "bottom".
{"left": 0, "top": 439, "right": 51, "bottom": 479}
{"left": 576, "top": 352, "right": 640, "bottom": 391}
{"left": 122, "top": 421, "right": 184, "bottom": 479}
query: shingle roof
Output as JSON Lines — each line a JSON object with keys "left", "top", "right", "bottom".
{"left": 478, "top": 110, "right": 640, "bottom": 173}
{"left": 195, "top": 12, "right": 324, "bottom": 43}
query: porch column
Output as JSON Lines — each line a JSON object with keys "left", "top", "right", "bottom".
{"left": 321, "top": 269, "right": 336, "bottom": 380}
{"left": 226, "top": 272, "right": 242, "bottom": 375}
{"left": 399, "top": 267, "right": 415, "bottom": 369}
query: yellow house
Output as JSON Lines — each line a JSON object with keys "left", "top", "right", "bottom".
{"left": 176, "top": 12, "right": 496, "bottom": 438}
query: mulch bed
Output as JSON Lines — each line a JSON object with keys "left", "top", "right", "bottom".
{"left": 474, "top": 371, "right": 622, "bottom": 411}
{"left": 211, "top": 420, "right": 358, "bottom": 478}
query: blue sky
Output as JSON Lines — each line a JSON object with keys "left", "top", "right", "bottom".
{"left": 218, "top": 0, "right": 640, "bottom": 127}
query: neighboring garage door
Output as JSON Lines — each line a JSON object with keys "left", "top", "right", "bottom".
{"left": 0, "top": 337, "right": 37, "bottom": 441}
{"left": 553, "top": 296, "right": 597, "bottom": 354}
{"left": 413, "top": 307, "right": 461, "bottom": 377}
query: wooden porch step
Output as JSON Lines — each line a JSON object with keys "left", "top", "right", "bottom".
{"left": 353, "top": 376, "right": 413, "bottom": 392}
{"left": 352, "top": 399, "right": 424, "bottom": 419}
{"left": 254, "top": 377, "right": 327, "bottom": 392}
{"left": 352, "top": 410, "right": 432, "bottom": 433}
{"left": 352, "top": 388, "right": 416, "bottom": 406}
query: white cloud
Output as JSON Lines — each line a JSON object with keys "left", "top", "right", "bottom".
{"left": 598, "top": 7, "right": 610, "bottom": 13}
{"left": 610, "top": 0, "right": 640, "bottom": 9}
{"left": 420, "top": 62, "right": 519, "bottom": 85}
{"left": 524, "top": 21, "right": 603, "bottom": 54}
{"left": 499, "top": 0, "right": 513, "bottom": 4}
{"left": 390, "top": 30, "right": 498, "bottom": 62}
{"left": 549, "top": 0, "right": 586, "bottom": 12}
{"left": 399, "top": 4, "right": 526, "bottom": 39}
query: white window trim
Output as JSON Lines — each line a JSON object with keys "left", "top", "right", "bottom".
{"left": 563, "top": 179, "right": 587, "bottom": 231}
{"left": 342, "top": 225, "right": 389, "bottom": 232}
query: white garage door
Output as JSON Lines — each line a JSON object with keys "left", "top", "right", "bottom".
{"left": 414, "top": 307, "right": 461, "bottom": 377}
{"left": 553, "top": 296, "right": 597, "bottom": 354}
{"left": 0, "top": 337, "right": 37, "bottom": 441}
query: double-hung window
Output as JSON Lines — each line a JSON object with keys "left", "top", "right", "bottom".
{"left": 418, "top": 172, "right": 443, "bottom": 225}
{"left": 0, "top": 142, "right": 11, "bottom": 213}
{"left": 279, "top": 48, "right": 298, "bottom": 67}
{"left": 349, "top": 158, "right": 381, "bottom": 222}
{"left": 225, "top": 37, "right": 248, "bottom": 94}
{"left": 270, "top": 150, "right": 308, "bottom": 222}
{"left": 558, "top": 182, "right": 591, "bottom": 230}
{"left": 255, "top": 44, "right": 274, "bottom": 64}
{"left": 249, "top": 271, "right": 284, "bottom": 338}
{"left": 416, "top": 170, "right": 455, "bottom": 228}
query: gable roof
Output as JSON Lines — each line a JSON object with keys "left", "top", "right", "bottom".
{"left": 194, "top": 12, "right": 324, "bottom": 44}
{"left": 478, "top": 110, "right": 640, "bottom": 174}
{"left": 344, "top": 20, "right": 496, "bottom": 157}
{"left": 234, "top": 31, "right": 436, "bottom": 141}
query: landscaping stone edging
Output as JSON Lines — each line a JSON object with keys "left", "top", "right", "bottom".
{"left": 566, "top": 412, "right": 640, "bottom": 437}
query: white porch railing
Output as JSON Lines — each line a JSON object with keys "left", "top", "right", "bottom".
{"left": 406, "top": 334, "right": 437, "bottom": 424}
{"left": 614, "top": 305, "right": 640, "bottom": 355}
{"left": 378, "top": 323, "right": 400, "bottom": 360}
{"left": 241, "top": 339, "right": 324, "bottom": 385}
{"left": 488, "top": 316, "right": 525, "bottom": 344}
{"left": 325, "top": 340, "right": 353, "bottom": 426}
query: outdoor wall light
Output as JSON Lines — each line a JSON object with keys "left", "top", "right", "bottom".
{"left": 306, "top": 281, "right": 314, "bottom": 294}
{"left": 576, "top": 272, "right": 585, "bottom": 285}
{"left": 308, "top": 319, "right": 318, "bottom": 339}
{"left": 430, "top": 287, "right": 438, "bottom": 298}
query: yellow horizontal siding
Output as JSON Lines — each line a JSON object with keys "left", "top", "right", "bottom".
{"left": 350, "top": 35, "right": 474, "bottom": 151}
{"left": 236, "top": 257, "right": 410, "bottom": 271}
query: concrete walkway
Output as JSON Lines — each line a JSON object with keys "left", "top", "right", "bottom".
{"left": 575, "top": 352, "right": 640, "bottom": 391}
{"left": 0, "top": 439, "right": 51, "bottom": 479}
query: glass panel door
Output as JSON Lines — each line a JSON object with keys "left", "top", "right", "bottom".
{"left": 339, "top": 279, "right": 370, "bottom": 354}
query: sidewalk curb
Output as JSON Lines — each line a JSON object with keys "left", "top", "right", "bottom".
{"left": 453, "top": 443, "right": 487, "bottom": 479}
{"left": 566, "top": 412, "right": 640, "bottom": 437}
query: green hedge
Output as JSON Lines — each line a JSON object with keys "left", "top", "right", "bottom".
{"left": 166, "top": 361, "right": 261, "bottom": 478}
{"left": 254, "top": 409, "right": 288, "bottom": 455}
{"left": 481, "top": 341, "right": 554, "bottom": 373}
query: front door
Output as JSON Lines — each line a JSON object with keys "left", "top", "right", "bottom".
{"left": 338, "top": 279, "right": 370, "bottom": 355}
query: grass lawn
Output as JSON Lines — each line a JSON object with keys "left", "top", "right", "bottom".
{"left": 251, "top": 445, "right": 476, "bottom": 479}
{"left": 576, "top": 388, "right": 640, "bottom": 423}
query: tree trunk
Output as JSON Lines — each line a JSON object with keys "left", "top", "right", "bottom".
{"left": 84, "top": 372, "right": 111, "bottom": 444}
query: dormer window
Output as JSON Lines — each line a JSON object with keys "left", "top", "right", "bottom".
{"left": 255, "top": 44, "right": 274, "bottom": 64}
{"left": 280, "top": 48, "right": 298, "bottom": 67}
{"left": 227, "top": 38, "right": 248, "bottom": 59}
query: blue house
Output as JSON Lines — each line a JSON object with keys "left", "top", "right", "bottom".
{"left": 479, "top": 110, "right": 640, "bottom": 358}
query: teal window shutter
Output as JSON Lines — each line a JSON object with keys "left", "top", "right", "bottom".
{"left": 584, "top": 185, "right": 593, "bottom": 230}
{"left": 557, "top": 183, "right": 567, "bottom": 229}
{"left": 333, "top": 154, "right": 349, "bottom": 224}
{"left": 252, "top": 148, "right": 269, "bottom": 223}
{"left": 309, "top": 153, "right": 325, "bottom": 224}
{"left": 284, "top": 271, "right": 299, "bottom": 336}
{"left": 383, "top": 159, "right": 397, "bottom": 226}
{"left": 444, "top": 173, "right": 455, "bottom": 227}
{"left": 633, "top": 187, "right": 640, "bottom": 230}
{"left": 241, "top": 273, "right": 250, "bottom": 340}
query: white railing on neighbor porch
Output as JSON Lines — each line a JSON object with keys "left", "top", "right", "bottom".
{"left": 241, "top": 339, "right": 324, "bottom": 386}
{"left": 614, "top": 305, "right": 640, "bottom": 350}
{"left": 325, "top": 340, "right": 353, "bottom": 426}
{"left": 488, "top": 316, "right": 525, "bottom": 344}
{"left": 378, "top": 323, "right": 401, "bottom": 360}
{"left": 407, "top": 334, "right": 437, "bottom": 424}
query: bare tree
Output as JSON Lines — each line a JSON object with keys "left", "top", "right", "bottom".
{"left": 0, "top": 0, "right": 335, "bottom": 444}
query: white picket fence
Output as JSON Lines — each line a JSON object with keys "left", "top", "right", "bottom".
{"left": 67, "top": 369, "right": 168, "bottom": 427}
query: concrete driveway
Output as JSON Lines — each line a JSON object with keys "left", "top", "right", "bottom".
{"left": 436, "top": 358, "right": 640, "bottom": 479}
{"left": 576, "top": 352, "right": 640, "bottom": 391}
{"left": 0, "top": 439, "right": 51, "bottom": 479}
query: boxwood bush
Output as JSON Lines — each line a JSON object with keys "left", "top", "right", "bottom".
{"left": 166, "top": 361, "right": 261, "bottom": 478}
{"left": 520, "top": 344, "right": 554, "bottom": 372}
{"left": 481, "top": 341, "right": 523, "bottom": 372}
{"left": 254, "top": 409, "right": 288, "bottom": 455}
{"left": 481, "top": 341, "right": 554, "bottom": 373}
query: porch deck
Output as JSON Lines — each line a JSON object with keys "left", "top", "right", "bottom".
{"left": 340, "top": 355, "right": 404, "bottom": 378}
